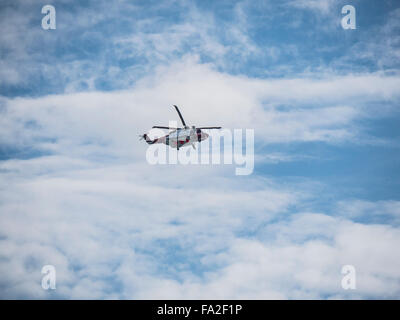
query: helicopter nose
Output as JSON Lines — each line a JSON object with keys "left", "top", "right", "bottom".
{"left": 201, "top": 132, "right": 209, "bottom": 140}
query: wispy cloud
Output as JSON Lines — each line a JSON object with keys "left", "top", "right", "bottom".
{"left": 1, "top": 0, "right": 400, "bottom": 300}
{"left": 289, "top": 0, "right": 337, "bottom": 15}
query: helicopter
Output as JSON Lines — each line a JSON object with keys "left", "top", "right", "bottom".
{"left": 140, "top": 105, "right": 221, "bottom": 150}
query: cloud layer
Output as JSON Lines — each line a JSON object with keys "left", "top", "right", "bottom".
{"left": 1, "top": 0, "right": 400, "bottom": 299}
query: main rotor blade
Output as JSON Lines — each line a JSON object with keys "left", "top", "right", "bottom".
{"left": 197, "top": 127, "right": 222, "bottom": 129}
{"left": 152, "top": 126, "right": 179, "bottom": 130}
{"left": 173, "top": 105, "right": 186, "bottom": 127}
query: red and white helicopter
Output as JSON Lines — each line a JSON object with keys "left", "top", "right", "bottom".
{"left": 140, "top": 105, "right": 221, "bottom": 150}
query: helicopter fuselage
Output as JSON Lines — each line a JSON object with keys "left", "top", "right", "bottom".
{"left": 151, "top": 128, "right": 209, "bottom": 149}
{"left": 141, "top": 105, "right": 219, "bottom": 150}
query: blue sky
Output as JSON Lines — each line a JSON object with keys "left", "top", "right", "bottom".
{"left": 0, "top": 0, "right": 400, "bottom": 299}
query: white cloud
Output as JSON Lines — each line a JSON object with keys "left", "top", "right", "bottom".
{"left": 2, "top": 148, "right": 400, "bottom": 299}
{"left": 337, "top": 200, "right": 400, "bottom": 225}
{"left": 1, "top": 2, "right": 400, "bottom": 299}
{"left": 0, "top": 0, "right": 261, "bottom": 90}
{"left": 1, "top": 59, "right": 399, "bottom": 156}
{"left": 118, "top": 215, "right": 400, "bottom": 299}
{"left": 1, "top": 61, "right": 400, "bottom": 298}
{"left": 289, "top": 0, "right": 336, "bottom": 15}
{"left": 340, "top": 8, "right": 400, "bottom": 71}
{"left": 0, "top": 153, "right": 299, "bottom": 298}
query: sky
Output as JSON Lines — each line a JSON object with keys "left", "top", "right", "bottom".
{"left": 0, "top": 0, "right": 399, "bottom": 299}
